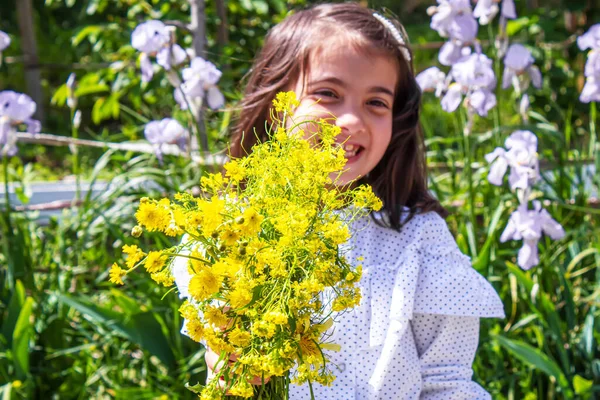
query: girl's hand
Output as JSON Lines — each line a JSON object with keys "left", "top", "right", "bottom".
{"left": 205, "top": 346, "right": 271, "bottom": 389}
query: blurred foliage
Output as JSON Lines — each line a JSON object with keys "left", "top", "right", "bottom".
{"left": 0, "top": 0, "right": 599, "bottom": 399}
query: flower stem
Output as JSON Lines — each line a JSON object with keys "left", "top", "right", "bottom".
{"left": 3, "top": 155, "right": 10, "bottom": 218}
{"left": 308, "top": 380, "right": 315, "bottom": 400}
{"left": 70, "top": 107, "right": 80, "bottom": 203}
{"left": 461, "top": 110, "right": 478, "bottom": 257}
{"left": 590, "top": 101, "right": 597, "bottom": 159}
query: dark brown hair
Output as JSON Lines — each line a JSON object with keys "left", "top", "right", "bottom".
{"left": 230, "top": 3, "right": 447, "bottom": 230}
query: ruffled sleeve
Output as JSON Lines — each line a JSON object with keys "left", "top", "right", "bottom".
{"left": 358, "top": 212, "right": 504, "bottom": 349}
{"left": 410, "top": 213, "right": 505, "bottom": 318}
{"left": 170, "top": 234, "right": 193, "bottom": 300}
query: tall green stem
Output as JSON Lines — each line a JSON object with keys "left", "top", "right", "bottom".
{"left": 3, "top": 155, "right": 10, "bottom": 219}
{"left": 71, "top": 107, "right": 80, "bottom": 203}
{"left": 2, "top": 155, "right": 13, "bottom": 290}
{"left": 460, "top": 110, "right": 478, "bottom": 257}
{"left": 590, "top": 102, "right": 597, "bottom": 159}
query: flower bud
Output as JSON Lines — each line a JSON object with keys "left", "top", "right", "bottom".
{"left": 235, "top": 216, "right": 245, "bottom": 224}
{"left": 73, "top": 110, "right": 82, "bottom": 129}
{"left": 131, "top": 225, "right": 143, "bottom": 237}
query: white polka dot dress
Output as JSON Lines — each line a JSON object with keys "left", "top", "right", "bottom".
{"left": 173, "top": 211, "right": 505, "bottom": 399}
{"left": 288, "top": 211, "right": 505, "bottom": 399}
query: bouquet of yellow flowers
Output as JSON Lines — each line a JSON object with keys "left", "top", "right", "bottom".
{"left": 110, "top": 92, "right": 382, "bottom": 399}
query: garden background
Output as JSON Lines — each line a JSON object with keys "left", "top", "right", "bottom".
{"left": 0, "top": 0, "right": 599, "bottom": 398}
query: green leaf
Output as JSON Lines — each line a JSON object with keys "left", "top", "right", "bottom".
{"left": 573, "top": 375, "right": 593, "bottom": 395}
{"left": 505, "top": 16, "right": 537, "bottom": 36}
{"left": 57, "top": 294, "right": 175, "bottom": 366}
{"left": 13, "top": 297, "right": 34, "bottom": 379}
{"left": 51, "top": 84, "right": 69, "bottom": 106}
{"left": 72, "top": 25, "right": 103, "bottom": 46}
{"left": 494, "top": 335, "right": 572, "bottom": 396}
{"left": 185, "top": 381, "right": 205, "bottom": 394}
{"left": 2, "top": 280, "right": 26, "bottom": 346}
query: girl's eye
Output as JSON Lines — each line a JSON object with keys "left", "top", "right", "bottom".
{"left": 368, "top": 99, "right": 390, "bottom": 109}
{"left": 314, "top": 89, "right": 338, "bottom": 99}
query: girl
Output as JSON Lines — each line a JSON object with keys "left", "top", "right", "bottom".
{"left": 175, "top": 3, "right": 505, "bottom": 399}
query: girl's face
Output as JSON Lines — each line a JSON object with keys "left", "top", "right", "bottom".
{"left": 290, "top": 45, "right": 398, "bottom": 188}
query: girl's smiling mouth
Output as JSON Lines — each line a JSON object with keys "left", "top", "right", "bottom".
{"left": 342, "top": 142, "right": 364, "bottom": 163}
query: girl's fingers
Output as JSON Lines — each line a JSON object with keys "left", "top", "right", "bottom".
{"left": 205, "top": 347, "right": 237, "bottom": 371}
{"left": 205, "top": 347, "right": 270, "bottom": 387}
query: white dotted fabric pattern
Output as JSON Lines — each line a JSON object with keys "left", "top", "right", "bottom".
{"left": 173, "top": 211, "right": 505, "bottom": 399}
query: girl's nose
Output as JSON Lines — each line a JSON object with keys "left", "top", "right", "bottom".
{"left": 335, "top": 105, "right": 366, "bottom": 135}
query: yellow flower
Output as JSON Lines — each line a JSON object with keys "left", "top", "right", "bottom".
{"left": 200, "top": 172, "right": 226, "bottom": 193}
{"left": 240, "top": 207, "right": 264, "bottom": 235}
{"left": 220, "top": 228, "right": 240, "bottom": 246}
{"left": 272, "top": 91, "right": 299, "bottom": 113}
{"left": 198, "top": 197, "right": 225, "bottom": 236}
{"left": 185, "top": 318, "right": 205, "bottom": 343}
{"left": 12, "top": 380, "right": 22, "bottom": 389}
{"left": 263, "top": 311, "right": 288, "bottom": 325}
{"left": 228, "top": 379, "right": 253, "bottom": 398}
{"left": 204, "top": 306, "right": 229, "bottom": 328}
{"left": 189, "top": 268, "right": 222, "bottom": 302}
{"left": 185, "top": 210, "right": 203, "bottom": 233}
{"left": 144, "top": 251, "right": 167, "bottom": 273}
{"left": 122, "top": 244, "right": 145, "bottom": 269}
{"left": 228, "top": 287, "right": 252, "bottom": 309}
{"left": 150, "top": 270, "right": 174, "bottom": 287}
{"left": 228, "top": 327, "right": 251, "bottom": 347}
{"left": 352, "top": 185, "right": 383, "bottom": 210}
{"left": 224, "top": 159, "right": 246, "bottom": 183}
{"left": 179, "top": 300, "right": 198, "bottom": 320}
{"left": 298, "top": 336, "right": 321, "bottom": 362}
{"left": 109, "top": 263, "right": 126, "bottom": 285}
{"left": 135, "top": 199, "right": 169, "bottom": 232}
{"left": 252, "top": 319, "right": 277, "bottom": 338}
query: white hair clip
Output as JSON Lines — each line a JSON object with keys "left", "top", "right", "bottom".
{"left": 373, "top": 13, "right": 412, "bottom": 62}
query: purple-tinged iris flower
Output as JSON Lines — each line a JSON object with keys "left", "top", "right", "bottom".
{"left": 578, "top": 25, "right": 600, "bottom": 102}
{"left": 132, "top": 21, "right": 186, "bottom": 83}
{"left": 502, "top": 44, "right": 542, "bottom": 89}
{"left": 439, "top": 41, "right": 465, "bottom": 66}
{"left": 0, "top": 90, "right": 40, "bottom": 133}
{"left": 474, "top": 0, "right": 516, "bottom": 25}
{"left": 584, "top": 49, "right": 600, "bottom": 77}
{"left": 174, "top": 57, "right": 225, "bottom": 110}
{"left": 156, "top": 44, "right": 187, "bottom": 70}
{"left": 469, "top": 87, "right": 497, "bottom": 116}
{"left": 577, "top": 24, "right": 600, "bottom": 51}
{"left": 501, "top": 0, "right": 516, "bottom": 19}
{"left": 428, "top": 0, "right": 473, "bottom": 38}
{"left": 416, "top": 67, "right": 447, "bottom": 97}
{"left": 473, "top": 0, "right": 498, "bottom": 25}
{"left": 0, "top": 119, "right": 17, "bottom": 157}
{"left": 131, "top": 20, "right": 170, "bottom": 54}
{"left": 519, "top": 93, "right": 530, "bottom": 118}
{"left": 144, "top": 118, "right": 188, "bottom": 163}
{"left": 580, "top": 76, "right": 600, "bottom": 103}
{"left": 500, "top": 201, "right": 565, "bottom": 270}
{"left": 139, "top": 53, "right": 154, "bottom": 83}
{"left": 0, "top": 90, "right": 41, "bottom": 156}
{"left": 0, "top": 30, "right": 10, "bottom": 54}
{"left": 485, "top": 130, "right": 539, "bottom": 190}
{"left": 441, "top": 53, "right": 497, "bottom": 116}
{"left": 438, "top": 14, "right": 478, "bottom": 66}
